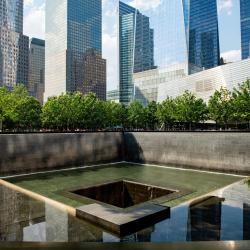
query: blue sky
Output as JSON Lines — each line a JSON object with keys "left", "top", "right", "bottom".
{"left": 24, "top": 0, "right": 241, "bottom": 91}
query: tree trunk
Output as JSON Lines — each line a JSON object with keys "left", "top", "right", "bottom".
{"left": 0, "top": 120, "right": 2, "bottom": 132}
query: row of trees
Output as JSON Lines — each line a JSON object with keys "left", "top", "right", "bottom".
{"left": 0, "top": 80, "right": 249, "bottom": 131}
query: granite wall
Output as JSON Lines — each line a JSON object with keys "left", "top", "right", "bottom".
{"left": 0, "top": 133, "right": 124, "bottom": 176}
{"left": 124, "top": 132, "right": 250, "bottom": 174}
{"left": 0, "top": 132, "right": 249, "bottom": 176}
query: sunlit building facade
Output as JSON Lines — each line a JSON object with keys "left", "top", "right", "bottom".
{"left": 140, "top": 0, "right": 220, "bottom": 73}
{"left": 44, "top": 0, "right": 106, "bottom": 102}
{"left": 240, "top": 0, "right": 250, "bottom": 59}
{"left": 157, "top": 59, "right": 250, "bottom": 104}
{"left": 119, "top": 1, "right": 155, "bottom": 105}
{"left": 0, "top": 0, "right": 29, "bottom": 88}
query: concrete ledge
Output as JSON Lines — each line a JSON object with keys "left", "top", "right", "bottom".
{"left": 76, "top": 203, "right": 170, "bottom": 237}
{"left": 0, "top": 241, "right": 249, "bottom": 249}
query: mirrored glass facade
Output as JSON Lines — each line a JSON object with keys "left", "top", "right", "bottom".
{"left": 0, "top": 0, "right": 29, "bottom": 88}
{"left": 0, "top": 0, "right": 23, "bottom": 33}
{"left": 28, "top": 38, "right": 45, "bottom": 104}
{"left": 119, "top": 1, "right": 155, "bottom": 105}
{"left": 45, "top": 0, "right": 106, "bottom": 101}
{"left": 188, "top": 0, "right": 220, "bottom": 70}
{"left": 240, "top": 0, "right": 250, "bottom": 59}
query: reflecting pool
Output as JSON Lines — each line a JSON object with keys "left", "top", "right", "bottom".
{"left": 0, "top": 179, "right": 250, "bottom": 242}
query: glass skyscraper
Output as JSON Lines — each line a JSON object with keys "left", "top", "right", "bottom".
{"left": 0, "top": 0, "right": 29, "bottom": 88}
{"left": 44, "top": 0, "right": 106, "bottom": 101}
{"left": 142, "top": 0, "right": 220, "bottom": 72}
{"left": 28, "top": 38, "right": 45, "bottom": 104}
{"left": 240, "top": 0, "right": 250, "bottom": 59}
{"left": 188, "top": 0, "right": 220, "bottom": 70}
{"left": 119, "top": 1, "right": 155, "bottom": 105}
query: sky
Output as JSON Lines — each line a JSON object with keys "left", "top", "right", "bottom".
{"left": 23, "top": 0, "right": 241, "bottom": 91}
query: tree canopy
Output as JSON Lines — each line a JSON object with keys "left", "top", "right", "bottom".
{"left": 0, "top": 80, "right": 250, "bottom": 132}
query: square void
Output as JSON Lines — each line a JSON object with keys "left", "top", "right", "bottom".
{"left": 71, "top": 180, "right": 176, "bottom": 208}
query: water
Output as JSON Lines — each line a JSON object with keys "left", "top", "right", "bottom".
{"left": 0, "top": 179, "right": 249, "bottom": 242}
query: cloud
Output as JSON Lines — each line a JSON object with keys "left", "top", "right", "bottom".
{"left": 129, "top": 0, "right": 162, "bottom": 11}
{"left": 24, "top": 0, "right": 34, "bottom": 8}
{"left": 23, "top": 0, "right": 45, "bottom": 39}
{"left": 102, "top": 23, "right": 118, "bottom": 90}
{"left": 218, "top": 0, "right": 233, "bottom": 15}
{"left": 221, "top": 49, "right": 241, "bottom": 63}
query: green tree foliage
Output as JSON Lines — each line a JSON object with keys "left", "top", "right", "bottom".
{"left": 232, "top": 80, "right": 250, "bottom": 123}
{"left": 156, "top": 97, "right": 176, "bottom": 130}
{"left": 0, "top": 87, "right": 8, "bottom": 131}
{"left": 127, "top": 100, "right": 146, "bottom": 129}
{"left": 14, "top": 96, "right": 42, "bottom": 129}
{"left": 208, "top": 87, "right": 233, "bottom": 126}
{"left": 175, "top": 91, "right": 208, "bottom": 129}
{"left": 104, "top": 101, "right": 127, "bottom": 129}
{"left": 145, "top": 101, "right": 158, "bottom": 130}
{"left": 0, "top": 85, "right": 42, "bottom": 131}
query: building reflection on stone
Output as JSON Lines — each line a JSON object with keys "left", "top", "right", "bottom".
{"left": 1, "top": 181, "right": 250, "bottom": 243}
{"left": 243, "top": 203, "right": 250, "bottom": 240}
{"left": 0, "top": 185, "right": 103, "bottom": 242}
{"left": 186, "top": 196, "right": 223, "bottom": 241}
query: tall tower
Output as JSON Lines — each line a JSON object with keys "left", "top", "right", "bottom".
{"left": 118, "top": 1, "right": 156, "bottom": 105}
{"left": 240, "top": 0, "right": 250, "bottom": 59}
{"left": 28, "top": 38, "right": 45, "bottom": 104}
{"left": 44, "top": 0, "right": 106, "bottom": 102}
{"left": 0, "top": 0, "right": 29, "bottom": 88}
{"left": 187, "top": 0, "right": 220, "bottom": 70}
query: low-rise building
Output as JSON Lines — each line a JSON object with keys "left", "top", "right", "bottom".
{"left": 157, "top": 59, "right": 250, "bottom": 103}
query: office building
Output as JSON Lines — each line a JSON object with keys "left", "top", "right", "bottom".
{"left": 157, "top": 59, "right": 250, "bottom": 104}
{"left": 77, "top": 49, "right": 106, "bottom": 100}
{"left": 134, "top": 63, "right": 188, "bottom": 106}
{"left": 188, "top": 0, "right": 220, "bottom": 70}
{"left": 140, "top": 0, "right": 220, "bottom": 74}
{"left": 0, "top": 0, "right": 29, "bottom": 88}
{"left": 107, "top": 89, "right": 119, "bottom": 103}
{"left": 28, "top": 38, "right": 45, "bottom": 104}
{"left": 44, "top": 0, "right": 106, "bottom": 102}
{"left": 119, "top": 1, "right": 155, "bottom": 105}
{"left": 240, "top": 0, "right": 250, "bottom": 59}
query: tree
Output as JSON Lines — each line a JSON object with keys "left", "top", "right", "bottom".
{"left": 0, "top": 87, "right": 8, "bottom": 131}
{"left": 14, "top": 96, "right": 42, "bottom": 129}
{"left": 127, "top": 100, "right": 146, "bottom": 129}
{"left": 104, "top": 101, "right": 127, "bottom": 129}
{"left": 145, "top": 101, "right": 158, "bottom": 130}
{"left": 208, "top": 87, "right": 233, "bottom": 127}
{"left": 79, "top": 93, "right": 105, "bottom": 130}
{"left": 175, "top": 91, "right": 208, "bottom": 130}
{"left": 232, "top": 80, "right": 250, "bottom": 125}
{"left": 156, "top": 97, "right": 177, "bottom": 130}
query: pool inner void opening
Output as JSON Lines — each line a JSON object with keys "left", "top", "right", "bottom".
{"left": 71, "top": 180, "right": 176, "bottom": 208}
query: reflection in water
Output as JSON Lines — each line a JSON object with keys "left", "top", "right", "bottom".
{"left": 243, "top": 204, "right": 250, "bottom": 240}
{"left": 187, "top": 197, "right": 223, "bottom": 241}
{"left": 0, "top": 180, "right": 250, "bottom": 242}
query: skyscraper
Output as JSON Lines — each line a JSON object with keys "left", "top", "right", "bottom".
{"left": 0, "top": 0, "right": 29, "bottom": 88}
{"left": 28, "top": 38, "right": 45, "bottom": 104}
{"left": 119, "top": 1, "right": 155, "bottom": 105}
{"left": 44, "top": 0, "right": 106, "bottom": 102}
{"left": 240, "top": 0, "right": 250, "bottom": 59}
{"left": 188, "top": 0, "right": 220, "bottom": 70}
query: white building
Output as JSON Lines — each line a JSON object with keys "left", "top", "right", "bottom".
{"left": 157, "top": 59, "right": 250, "bottom": 103}
{"left": 133, "top": 59, "right": 250, "bottom": 105}
{"left": 133, "top": 63, "right": 190, "bottom": 106}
